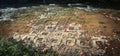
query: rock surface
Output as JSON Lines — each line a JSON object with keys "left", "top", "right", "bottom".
{"left": 0, "top": 5, "right": 120, "bottom": 56}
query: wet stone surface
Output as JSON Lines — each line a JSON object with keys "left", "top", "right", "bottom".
{"left": 1, "top": 5, "right": 120, "bottom": 56}
{"left": 12, "top": 21, "right": 109, "bottom": 55}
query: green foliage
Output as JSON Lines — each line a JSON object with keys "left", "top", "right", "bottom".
{"left": 0, "top": 36, "right": 55, "bottom": 56}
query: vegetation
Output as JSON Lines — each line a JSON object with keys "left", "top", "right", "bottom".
{"left": 0, "top": 36, "right": 55, "bottom": 56}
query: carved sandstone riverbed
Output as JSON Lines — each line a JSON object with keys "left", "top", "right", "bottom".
{"left": 0, "top": 5, "right": 120, "bottom": 56}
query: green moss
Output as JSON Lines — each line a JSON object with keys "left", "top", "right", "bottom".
{"left": 0, "top": 36, "right": 56, "bottom": 56}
